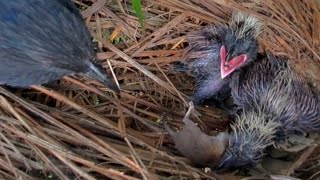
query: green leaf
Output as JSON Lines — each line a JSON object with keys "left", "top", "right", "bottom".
{"left": 114, "top": 37, "right": 121, "bottom": 44}
{"left": 132, "top": 0, "right": 145, "bottom": 29}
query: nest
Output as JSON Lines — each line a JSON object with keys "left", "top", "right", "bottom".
{"left": 0, "top": 0, "right": 319, "bottom": 179}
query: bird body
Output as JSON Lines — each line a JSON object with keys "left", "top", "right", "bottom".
{"left": 181, "top": 12, "right": 262, "bottom": 104}
{"left": 0, "top": 0, "right": 119, "bottom": 92}
{"left": 219, "top": 55, "right": 320, "bottom": 169}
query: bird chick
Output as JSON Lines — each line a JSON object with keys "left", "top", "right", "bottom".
{"left": 0, "top": 0, "right": 119, "bottom": 92}
{"left": 179, "top": 12, "right": 262, "bottom": 104}
{"left": 218, "top": 54, "right": 320, "bottom": 169}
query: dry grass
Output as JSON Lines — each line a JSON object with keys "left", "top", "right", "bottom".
{"left": 0, "top": 0, "right": 319, "bottom": 179}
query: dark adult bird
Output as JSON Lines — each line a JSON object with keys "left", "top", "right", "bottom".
{"left": 0, "top": 0, "right": 119, "bottom": 92}
{"left": 178, "top": 12, "right": 262, "bottom": 104}
{"left": 218, "top": 54, "right": 320, "bottom": 169}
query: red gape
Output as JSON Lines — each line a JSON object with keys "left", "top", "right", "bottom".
{"left": 220, "top": 45, "right": 247, "bottom": 79}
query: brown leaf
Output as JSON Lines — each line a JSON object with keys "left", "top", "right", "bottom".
{"left": 165, "top": 102, "right": 229, "bottom": 167}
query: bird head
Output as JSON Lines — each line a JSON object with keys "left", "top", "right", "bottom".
{"left": 220, "top": 12, "right": 262, "bottom": 79}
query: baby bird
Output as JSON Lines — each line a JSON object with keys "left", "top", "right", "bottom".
{"left": 0, "top": 0, "right": 119, "bottom": 92}
{"left": 179, "top": 12, "right": 262, "bottom": 104}
{"left": 166, "top": 55, "right": 320, "bottom": 171}
{"left": 219, "top": 54, "right": 320, "bottom": 169}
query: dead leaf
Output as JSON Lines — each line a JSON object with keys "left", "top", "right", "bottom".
{"left": 165, "top": 102, "right": 229, "bottom": 167}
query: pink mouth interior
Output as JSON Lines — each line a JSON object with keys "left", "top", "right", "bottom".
{"left": 220, "top": 46, "right": 247, "bottom": 79}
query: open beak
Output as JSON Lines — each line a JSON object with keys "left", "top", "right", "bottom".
{"left": 220, "top": 45, "right": 247, "bottom": 79}
{"left": 86, "top": 62, "right": 120, "bottom": 93}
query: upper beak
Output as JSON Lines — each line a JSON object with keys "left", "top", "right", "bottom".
{"left": 86, "top": 62, "right": 120, "bottom": 93}
{"left": 220, "top": 46, "right": 247, "bottom": 79}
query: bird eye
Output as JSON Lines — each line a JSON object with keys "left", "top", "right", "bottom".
{"left": 216, "top": 36, "right": 222, "bottom": 43}
{"left": 208, "top": 35, "right": 221, "bottom": 44}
